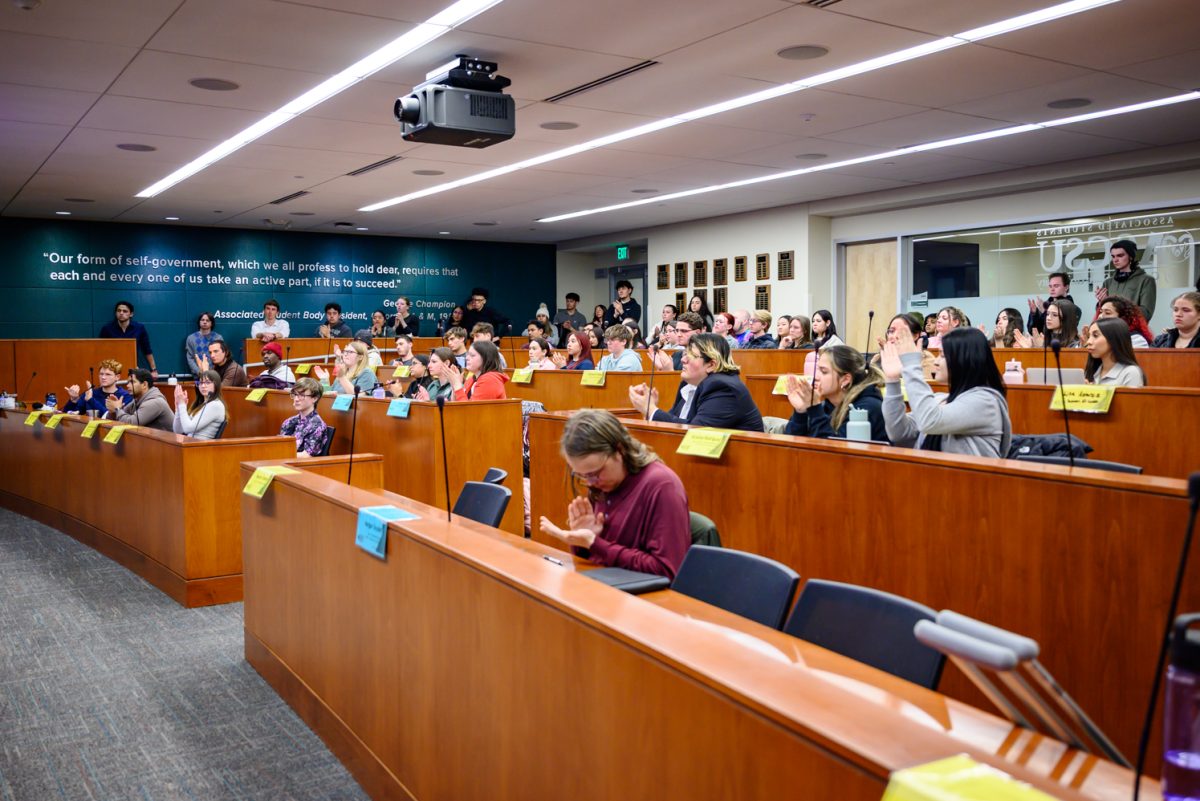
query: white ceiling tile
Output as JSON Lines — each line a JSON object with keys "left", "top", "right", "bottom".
{"left": 818, "top": 109, "right": 1004, "bottom": 149}
{"left": 603, "top": 122, "right": 797, "bottom": 160}
{"left": 0, "top": 0, "right": 179, "bottom": 47}
{"left": 256, "top": 116, "right": 408, "bottom": 158}
{"left": 1111, "top": 49, "right": 1200, "bottom": 90}
{"left": 713, "top": 89, "right": 928, "bottom": 138}
{"left": 79, "top": 96, "right": 262, "bottom": 141}
{"left": 0, "top": 83, "right": 99, "bottom": 126}
{"left": 0, "top": 120, "right": 72, "bottom": 172}
{"left": 947, "top": 73, "right": 1184, "bottom": 125}
{"left": 944, "top": 129, "right": 1149, "bottom": 167}
{"left": 0, "top": 32, "right": 137, "bottom": 92}
{"left": 1052, "top": 97, "right": 1200, "bottom": 148}
{"left": 820, "top": 0, "right": 1053, "bottom": 36}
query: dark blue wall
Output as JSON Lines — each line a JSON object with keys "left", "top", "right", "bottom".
{"left": 0, "top": 218, "right": 555, "bottom": 374}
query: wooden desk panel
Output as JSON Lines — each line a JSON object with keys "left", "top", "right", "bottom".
{"left": 243, "top": 337, "right": 391, "bottom": 367}
{"left": 241, "top": 466, "right": 1150, "bottom": 801}
{"left": 7, "top": 339, "right": 138, "bottom": 403}
{"left": 987, "top": 348, "right": 1199, "bottom": 388}
{"left": 0, "top": 340, "right": 15, "bottom": 396}
{"left": 219, "top": 386, "right": 525, "bottom": 535}
{"left": 507, "top": 369, "right": 655, "bottom": 411}
{"left": 741, "top": 377, "right": 1200, "bottom": 479}
{"left": 0, "top": 411, "right": 295, "bottom": 605}
{"left": 528, "top": 411, "right": 1194, "bottom": 767}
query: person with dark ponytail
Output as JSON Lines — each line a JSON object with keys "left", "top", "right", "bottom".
{"left": 811, "top": 309, "right": 845, "bottom": 350}
{"left": 871, "top": 313, "right": 935, "bottom": 380}
{"left": 783, "top": 345, "right": 887, "bottom": 441}
{"left": 1084, "top": 317, "right": 1146, "bottom": 387}
{"left": 1097, "top": 295, "right": 1154, "bottom": 347}
{"left": 881, "top": 327, "right": 1011, "bottom": 458}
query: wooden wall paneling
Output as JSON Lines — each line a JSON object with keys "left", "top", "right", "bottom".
{"left": 10, "top": 339, "right": 138, "bottom": 403}
{"left": 844, "top": 241, "right": 897, "bottom": 357}
{"left": 0, "top": 340, "right": 16, "bottom": 396}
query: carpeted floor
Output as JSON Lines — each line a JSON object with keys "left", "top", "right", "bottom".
{"left": 0, "top": 509, "right": 369, "bottom": 801}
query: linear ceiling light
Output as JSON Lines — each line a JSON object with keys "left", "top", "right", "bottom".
{"left": 360, "top": 0, "right": 1121, "bottom": 212}
{"left": 135, "top": 0, "right": 504, "bottom": 198}
{"left": 537, "top": 92, "right": 1200, "bottom": 223}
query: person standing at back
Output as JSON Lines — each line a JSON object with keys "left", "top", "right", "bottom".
{"left": 98, "top": 300, "right": 158, "bottom": 378}
{"left": 252, "top": 299, "right": 290, "bottom": 342}
{"left": 1096, "top": 238, "right": 1156, "bottom": 320}
{"left": 602, "top": 280, "right": 641, "bottom": 330}
{"left": 1026, "top": 272, "right": 1073, "bottom": 334}
{"left": 553, "top": 292, "right": 588, "bottom": 345}
{"left": 461, "top": 287, "right": 511, "bottom": 335}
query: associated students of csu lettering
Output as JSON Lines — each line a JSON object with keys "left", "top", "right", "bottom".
{"left": 784, "top": 345, "right": 888, "bottom": 442}
{"left": 880, "top": 327, "right": 1012, "bottom": 458}
{"left": 538, "top": 409, "right": 690, "bottom": 579}
{"left": 105, "top": 368, "right": 174, "bottom": 432}
{"left": 98, "top": 300, "right": 158, "bottom": 378}
{"left": 251, "top": 299, "right": 289, "bottom": 342}
{"left": 280, "top": 377, "right": 328, "bottom": 458}
{"left": 64, "top": 359, "right": 132, "bottom": 414}
{"left": 629, "top": 333, "right": 764, "bottom": 433}
{"left": 171, "top": 370, "right": 226, "bottom": 440}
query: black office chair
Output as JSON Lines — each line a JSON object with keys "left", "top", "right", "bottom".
{"left": 211, "top": 420, "right": 228, "bottom": 440}
{"left": 688, "top": 511, "right": 721, "bottom": 547}
{"left": 482, "top": 467, "right": 507, "bottom": 485}
{"left": 452, "top": 481, "right": 512, "bottom": 528}
{"left": 783, "top": 579, "right": 945, "bottom": 689}
{"left": 317, "top": 425, "right": 336, "bottom": 457}
{"left": 671, "top": 545, "right": 799, "bottom": 629}
{"left": 1015, "top": 454, "right": 1142, "bottom": 474}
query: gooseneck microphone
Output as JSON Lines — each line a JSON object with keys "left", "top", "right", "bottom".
{"left": 20, "top": 371, "right": 38, "bottom": 407}
{"left": 1050, "top": 339, "right": 1074, "bottom": 469}
{"left": 284, "top": 345, "right": 291, "bottom": 382}
{"left": 345, "top": 386, "right": 360, "bottom": 485}
{"left": 1132, "top": 473, "right": 1200, "bottom": 801}
{"left": 436, "top": 395, "right": 452, "bottom": 522}
{"left": 863, "top": 310, "right": 875, "bottom": 360}
{"left": 88, "top": 366, "right": 95, "bottom": 408}
{"left": 645, "top": 344, "right": 658, "bottom": 422}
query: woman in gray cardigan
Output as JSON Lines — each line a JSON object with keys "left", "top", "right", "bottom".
{"left": 172, "top": 370, "right": 227, "bottom": 440}
{"left": 880, "top": 327, "right": 1011, "bottom": 458}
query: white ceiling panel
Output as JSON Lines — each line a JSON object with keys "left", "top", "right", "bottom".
{"left": 1051, "top": 99, "right": 1200, "bottom": 148}
{"left": 79, "top": 96, "right": 262, "bottom": 141}
{"left": 0, "top": 83, "right": 99, "bottom": 127}
{"left": 714, "top": 89, "right": 928, "bottom": 138}
{"left": 821, "top": 0, "right": 1053, "bottom": 36}
{"left": 256, "top": 116, "right": 408, "bottom": 158}
{"left": 829, "top": 152, "right": 1021, "bottom": 185}
{"left": 270, "top": 0, "right": 442, "bottom": 23}
{"left": 0, "top": 0, "right": 178, "bottom": 47}
{"left": 508, "top": 103, "right": 663, "bottom": 146}
{"left": 726, "top": 137, "right": 886, "bottom": 170}
{"left": 533, "top": 149, "right": 701, "bottom": 180}
{"left": 0, "top": 120, "right": 72, "bottom": 172}
{"left": 819, "top": 109, "right": 1006, "bottom": 149}
{"left": 603, "top": 122, "right": 796, "bottom": 160}
{"left": 944, "top": 129, "right": 1148, "bottom": 167}
{"left": 1111, "top": 49, "right": 1200, "bottom": 90}
{"left": 948, "top": 72, "right": 1184, "bottom": 126}
{"left": 0, "top": 32, "right": 137, "bottom": 92}
{"left": 551, "top": 68, "right": 780, "bottom": 119}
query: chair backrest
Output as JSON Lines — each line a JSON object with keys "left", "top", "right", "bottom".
{"left": 688, "top": 512, "right": 721, "bottom": 547}
{"left": 671, "top": 545, "right": 799, "bottom": 629}
{"left": 783, "top": 579, "right": 945, "bottom": 689}
{"left": 1015, "top": 454, "right": 1142, "bottom": 474}
{"left": 452, "top": 481, "right": 512, "bottom": 528}
{"left": 483, "top": 467, "right": 508, "bottom": 485}
{"left": 317, "top": 425, "right": 336, "bottom": 457}
{"left": 212, "top": 420, "right": 228, "bottom": 440}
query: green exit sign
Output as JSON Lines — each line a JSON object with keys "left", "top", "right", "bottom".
{"left": 616, "top": 245, "right": 629, "bottom": 260}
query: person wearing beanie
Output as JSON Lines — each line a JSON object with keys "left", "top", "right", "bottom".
{"left": 535, "top": 303, "right": 559, "bottom": 347}
{"left": 260, "top": 341, "right": 296, "bottom": 384}
{"left": 1096, "top": 238, "right": 1156, "bottom": 320}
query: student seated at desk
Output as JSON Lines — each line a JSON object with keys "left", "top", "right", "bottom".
{"left": 171, "top": 370, "right": 226, "bottom": 440}
{"left": 526, "top": 338, "right": 556, "bottom": 370}
{"left": 550, "top": 332, "right": 594, "bottom": 370}
{"left": 447, "top": 340, "right": 508, "bottom": 401}
{"left": 596, "top": 325, "right": 642, "bottom": 371}
{"left": 280, "top": 377, "right": 328, "bottom": 458}
{"left": 881, "top": 327, "right": 1012, "bottom": 458}
{"left": 538, "top": 409, "right": 690, "bottom": 579}
{"left": 1085, "top": 318, "right": 1146, "bottom": 387}
{"left": 411, "top": 348, "right": 457, "bottom": 402}
{"left": 314, "top": 342, "right": 376, "bottom": 395}
{"left": 871, "top": 313, "right": 935, "bottom": 380}
{"left": 628, "top": 333, "right": 764, "bottom": 432}
{"left": 64, "top": 358, "right": 131, "bottom": 414}
{"left": 784, "top": 345, "right": 888, "bottom": 441}
{"left": 1152, "top": 291, "right": 1200, "bottom": 348}
{"left": 105, "top": 368, "right": 174, "bottom": 432}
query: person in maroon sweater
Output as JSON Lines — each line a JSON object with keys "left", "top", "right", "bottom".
{"left": 538, "top": 409, "right": 690, "bottom": 578}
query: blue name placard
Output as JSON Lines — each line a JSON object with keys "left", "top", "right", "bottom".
{"left": 355, "top": 505, "right": 420, "bottom": 560}
{"left": 330, "top": 393, "right": 354, "bottom": 411}
{"left": 387, "top": 398, "right": 411, "bottom": 418}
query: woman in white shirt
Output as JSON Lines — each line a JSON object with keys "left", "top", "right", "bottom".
{"left": 1084, "top": 318, "right": 1146, "bottom": 387}
{"left": 527, "top": 338, "right": 557, "bottom": 370}
{"left": 172, "top": 370, "right": 227, "bottom": 439}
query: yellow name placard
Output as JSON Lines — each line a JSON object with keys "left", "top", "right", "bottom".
{"left": 676, "top": 427, "right": 733, "bottom": 459}
{"left": 882, "top": 755, "right": 1057, "bottom": 801}
{"left": 391, "top": 364, "right": 411, "bottom": 379}
{"left": 81, "top": 419, "right": 106, "bottom": 439}
{"left": 103, "top": 425, "right": 135, "bottom": 444}
{"left": 772, "top": 375, "right": 790, "bottom": 395}
{"left": 511, "top": 368, "right": 534, "bottom": 384}
{"left": 245, "top": 388, "right": 269, "bottom": 403}
{"left": 1050, "top": 384, "right": 1115, "bottom": 413}
{"left": 294, "top": 363, "right": 312, "bottom": 375}
{"left": 23, "top": 411, "right": 44, "bottom": 426}
{"left": 580, "top": 370, "right": 606, "bottom": 387}
{"left": 243, "top": 465, "right": 301, "bottom": 498}
{"left": 42, "top": 413, "right": 68, "bottom": 430}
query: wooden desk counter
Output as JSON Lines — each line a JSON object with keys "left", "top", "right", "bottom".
{"left": 742, "top": 376, "right": 1200, "bottom": 479}
{"left": 241, "top": 466, "right": 1151, "bottom": 801}
{"left": 219, "top": 386, "right": 525, "bottom": 535}
{"left": 507, "top": 369, "right": 655, "bottom": 411}
{"left": 528, "top": 411, "right": 1195, "bottom": 767}
{"left": 0, "top": 410, "right": 296, "bottom": 606}
{"left": 988, "top": 347, "right": 1200, "bottom": 388}
{"left": 2, "top": 339, "right": 138, "bottom": 402}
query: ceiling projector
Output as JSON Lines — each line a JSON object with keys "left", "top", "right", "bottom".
{"left": 394, "top": 56, "right": 515, "bottom": 148}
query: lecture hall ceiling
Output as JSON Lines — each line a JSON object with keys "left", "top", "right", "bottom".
{"left": 1, "top": 0, "right": 1198, "bottom": 242}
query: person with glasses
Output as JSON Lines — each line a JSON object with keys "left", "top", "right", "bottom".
{"left": 631, "top": 333, "right": 764, "bottom": 432}
{"left": 461, "top": 286, "right": 511, "bottom": 336}
{"left": 538, "top": 409, "right": 690, "bottom": 579}
{"left": 171, "top": 370, "right": 226, "bottom": 440}
{"left": 651, "top": 311, "right": 703, "bottom": 370}
{"left": 279, "top": 377, "right": 328, "bottom": 458}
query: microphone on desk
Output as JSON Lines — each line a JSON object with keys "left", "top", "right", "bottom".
{"left": 436, "top": 394, "right": 452, "bottom": 522}
{"left": 863, "top": 310, "right": 875, "bottom": 361}
{"left": 345, "top": 387, "right": 360, "bottom": 486}
{"left": 1050, "top": 339, "right": 1074, "bottom": 469}
{"left": 645, "top": 344, "right": 658, "bottom": 422}
{"left": 88, "top": 366, "right": 95, "bottom": 408}
{"left": 20, "top": 371, "right": 38, "bottom": 407}
{"left": 1131, "top": 472, "right": 1200, "bottom": 801}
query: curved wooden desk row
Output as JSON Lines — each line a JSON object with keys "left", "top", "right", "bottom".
{"left": 987, "top": 347, "right": 1200, "bottom": 388}
{"left": 0, "top": 409, "right": 354, "bottom": 606}
{"left": 527, "top": 411, "right": 1195, "bottom": 770}
{"left": 239, "top": 462, "right": 1150, "bottom": 801}
{"left": 215, "top": 386, "right": 526, "bottom": 535}
{"left": 0, "top": 339, "right": 139, "bottom": 403}
{"left": 740, "top": 377, "right": 1200, "bottom": 480}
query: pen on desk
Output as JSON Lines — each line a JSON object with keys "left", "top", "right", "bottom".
{"left": 542, "top": 554, "right": 564, "bottom": 567}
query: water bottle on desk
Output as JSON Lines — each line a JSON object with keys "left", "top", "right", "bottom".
{"left": 845, "top": 407, "right": 871, "bottom": 442}
{"left": 1163, "top": 613, "right": 1200, "bottom": 801}
{"left": 1003, "top": 359, "right": 1025, "bottom": 385}
{"left": 44, "top": 392, "right": 57, "bottom": 411}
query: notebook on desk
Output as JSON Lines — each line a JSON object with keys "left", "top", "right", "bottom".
{"left": 1025, "top": 367, "right": 1087, "bottom": 385}
{"left": 581, "top": 567, "right": 671, "bottom": 595}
